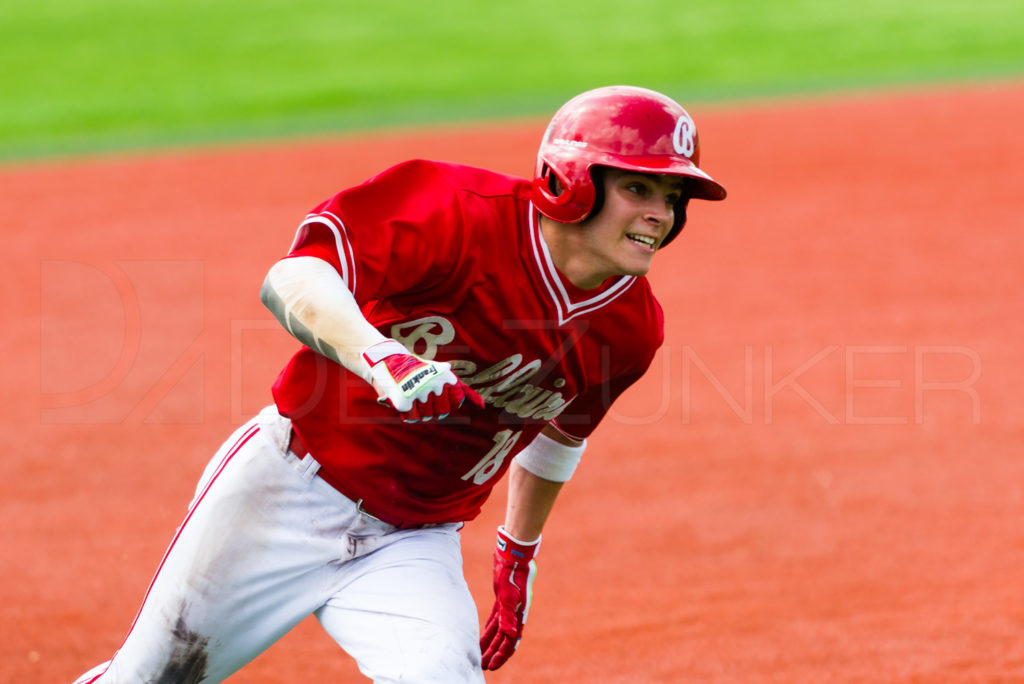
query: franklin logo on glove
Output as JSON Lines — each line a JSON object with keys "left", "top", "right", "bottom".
{"left": 399, "top": 366, "right": 440, "bottom": 394}
{"left": 362, "top": 339, "right": 483, "bottom": 423}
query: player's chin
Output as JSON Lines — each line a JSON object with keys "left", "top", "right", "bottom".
{"left": 618, "top": 253, "right": 655, "bottom": 278}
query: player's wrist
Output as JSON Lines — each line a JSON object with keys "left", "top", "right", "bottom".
{"left": 495, "top": 525, "right": 541, "bottom": 562}
{"left": 358, "top": 339, "right": 412, "bottom": 387}
{"left": 360, "top": 339, "right": 411, "bottom": 365}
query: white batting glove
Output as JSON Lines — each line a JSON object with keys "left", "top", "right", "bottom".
{"left": 361, "top": 339, "right": 484, "bottom": 423}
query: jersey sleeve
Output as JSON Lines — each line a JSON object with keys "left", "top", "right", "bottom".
{"left": 550, "top": 368, "right": 647, "bottom": 441}
{"left": 284, "top": 159, "right": 467, "bottom": 304}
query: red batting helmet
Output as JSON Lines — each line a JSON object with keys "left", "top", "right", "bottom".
{"left": 532, "top": 85, "right": 726, "bottom": 246}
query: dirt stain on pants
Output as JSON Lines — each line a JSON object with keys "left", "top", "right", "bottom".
{"left": 154, "top": 616, "right": 210, "bottom": 684}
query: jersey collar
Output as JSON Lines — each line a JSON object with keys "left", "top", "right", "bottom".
{"left": 528, "top": 205, "right": 637, "bottom": 326}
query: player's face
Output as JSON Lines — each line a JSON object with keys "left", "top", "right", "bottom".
{"left": 574, "top": 168, "right": 684, "bottom": 286}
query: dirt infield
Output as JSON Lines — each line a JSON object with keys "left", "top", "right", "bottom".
{"left": 3, "top": 81, "right": 1022, "bottom": 683}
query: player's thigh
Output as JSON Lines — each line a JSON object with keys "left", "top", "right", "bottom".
{"left": 316, "top": 526, "right": 484, "bottom": 684}
{"left": 98, "top": 419, "right": 349, "bottom": 682}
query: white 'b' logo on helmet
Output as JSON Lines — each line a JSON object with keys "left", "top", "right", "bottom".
{"left": 672, "top": 113, "right": 696, "bottom": 157}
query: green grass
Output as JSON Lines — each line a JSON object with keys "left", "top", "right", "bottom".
{"left": 2, "top": 0, "right": 1021, "bottom": 159}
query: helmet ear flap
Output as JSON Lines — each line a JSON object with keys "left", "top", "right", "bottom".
{"left": 531, "top": 160, "right": 596, "bottom": 224}
{"left": 532, "top": 162, "right": 566, "bottom": 206}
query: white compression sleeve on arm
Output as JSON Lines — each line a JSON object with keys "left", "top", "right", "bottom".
{"left": 260, "top": 256, "right": 386, "bottom": 383}
{"left": 512, "top": 431, "right": 586, "bottom": 483}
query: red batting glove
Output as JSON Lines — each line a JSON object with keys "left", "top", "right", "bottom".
{"left": 361, "top": 339, "right": 484, "bottom": 423}
{"left": 480, "top": 526, "right": 540, "bottom": 671}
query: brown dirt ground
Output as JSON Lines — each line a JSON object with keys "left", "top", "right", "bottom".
{"left": 2, "top": 80, "right": 1023, "bottom": 683}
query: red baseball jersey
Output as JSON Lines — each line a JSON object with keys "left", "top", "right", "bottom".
{"left": 271, "top": 159, "right": 664, "bottom": 525}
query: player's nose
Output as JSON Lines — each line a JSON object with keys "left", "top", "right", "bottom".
{"left": 643, "top": 196, "right": 673, "bottom": 230}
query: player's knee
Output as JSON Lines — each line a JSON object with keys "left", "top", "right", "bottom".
{"left": 398, "top": 645, "right": 484, "bottom": 684}
{"left": 368, "top": 628, "right": 483, "bottom": 684}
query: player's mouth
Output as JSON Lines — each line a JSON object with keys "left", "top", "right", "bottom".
{"left": 626, "top": 233, "right": 658, "bottom": 251}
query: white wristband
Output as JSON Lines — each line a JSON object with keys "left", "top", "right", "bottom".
{"left": 512, "top": 431, "right": 585, "bottom": 483}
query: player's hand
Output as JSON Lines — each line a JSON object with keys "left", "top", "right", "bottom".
{"left": 480, "top": 526, "right": 540, "bottom": 671}
{"left": 361, "top": 339, "right": 484, "bottom": 423}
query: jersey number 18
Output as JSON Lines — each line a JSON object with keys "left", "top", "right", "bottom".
{"left": 461, "top": 429, "right": 522, "bottom": 485}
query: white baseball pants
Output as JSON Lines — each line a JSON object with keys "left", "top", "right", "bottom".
{"left": 74, "top": 406, "right": 485, "bottom": 683}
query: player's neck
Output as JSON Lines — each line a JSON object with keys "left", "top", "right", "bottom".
{"left": 538, "top": 216, "right": 612, "bottom": 291}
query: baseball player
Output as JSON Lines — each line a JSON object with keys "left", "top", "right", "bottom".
{"left": 74, "top": 85, "right": 725, "bottom": 683}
